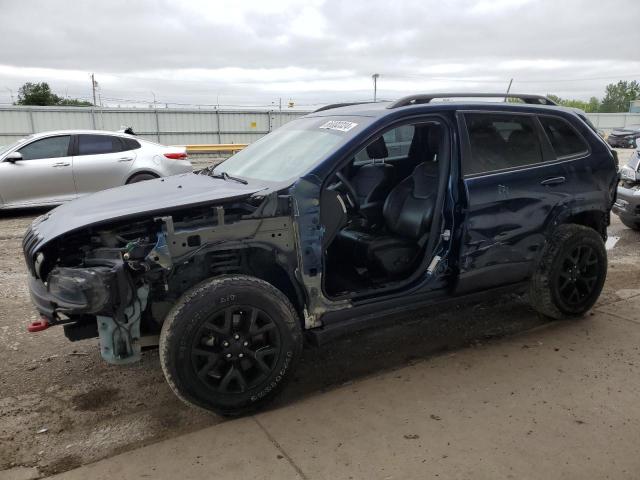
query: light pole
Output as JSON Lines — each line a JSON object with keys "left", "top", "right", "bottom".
{"left": 372, "top": 73, "right": 380, "bottom": 102}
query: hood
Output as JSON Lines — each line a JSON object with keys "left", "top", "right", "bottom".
{"left": 30, "top": 173, "right": 264, "bottom": 245}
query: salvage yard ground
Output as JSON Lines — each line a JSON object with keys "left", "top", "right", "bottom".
{"left": 1, "top": 151, "right": 638, "bottom": 478}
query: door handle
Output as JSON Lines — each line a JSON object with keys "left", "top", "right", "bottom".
{"left": 540, "top": 176, "right": 566, "bottom": 186}
{"left": 52, "top": 162, "right": 71, "bottom": 167}
{"left": 118, "top": 157, "right": 134, "bottom": 162}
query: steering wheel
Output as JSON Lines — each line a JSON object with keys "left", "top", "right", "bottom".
{"left": 335, "top": 171, "right": 360, "bottom": 211}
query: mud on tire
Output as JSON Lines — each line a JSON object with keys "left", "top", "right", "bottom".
{"left": 528, "top": 224, "right": 607, "bottom": 320}
{"left": 159, "top": 275, "right": 303, "bottom": 416}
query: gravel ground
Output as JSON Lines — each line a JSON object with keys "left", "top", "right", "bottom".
{"left": 0, "top": 150, "right": 637, "bottom": 477}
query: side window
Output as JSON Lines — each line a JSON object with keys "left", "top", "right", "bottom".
{"left": 539, "top": 116, "right": 588, "bottom": 158}
{"left": 121, "top": 138, "right": 141, "bottom": 151}
{"left": 18, "top": 136, "right": 70, "bottom": 160}
{"left": 464, "top": 113, "right": 543, "bottom": 176}
{"left": 77, "top": 135, "right": 123, "bottom": 156}
{"left": 354, "top": 125, "right": 415, "bottom": 163}
{"left": 382, "top": 125, "right": 415, "bottom": 160}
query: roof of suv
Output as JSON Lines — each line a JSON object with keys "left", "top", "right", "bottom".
{"left": 307, "top": 93, "right": 584, "bottom": 120}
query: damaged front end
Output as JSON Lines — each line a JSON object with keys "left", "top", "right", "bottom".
{"left": 26, "top": 227, "right": 154, "bottom": 364}
{"left": 23, "top": 190, "right": 301, "bottom": 365}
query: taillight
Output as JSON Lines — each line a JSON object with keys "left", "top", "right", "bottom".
{"left": 164, "top": 152, "right": 188, "bottom": 160}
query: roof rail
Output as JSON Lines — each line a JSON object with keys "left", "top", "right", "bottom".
{"left": 313, "top": 101, "right": 376, "bottom": 113}
{"left": 387, "top": 93, "right": 557, "bottom": 109}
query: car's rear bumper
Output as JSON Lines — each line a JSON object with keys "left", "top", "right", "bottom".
{"left": 613, "top": 184, "right": 640, "bottom": 220}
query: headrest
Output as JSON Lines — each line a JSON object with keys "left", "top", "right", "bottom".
{"left": 366, "top": 136, "right": 389, "bottom": 159}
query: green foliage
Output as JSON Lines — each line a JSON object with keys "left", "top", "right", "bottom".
{"left": 15, "top": 82, "right": 92, "bottom": 107}
{"left": 58, "top": 98, "right": 93, "bottom": 106}
{"left": 546, "top": 94, "right": 600, "bottom": 113}
{"left": 548, "top": 80, "right": 639, "bottom": 113}
{"left": 598, "top": 80, "right": 640, "bottom": 113}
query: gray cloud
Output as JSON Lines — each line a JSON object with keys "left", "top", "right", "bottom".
{"left": 0, "top": 0, "right": 638, "bottom": 106}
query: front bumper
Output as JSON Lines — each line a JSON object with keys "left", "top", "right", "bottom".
{"left": 28, "top": 275, "right": 56, "bottom": 318}
{"left": 26, "top": 264, "right": 123, "bottom": 321}
{"left": 613, "top": 184, "right": 640, "bottom": 220}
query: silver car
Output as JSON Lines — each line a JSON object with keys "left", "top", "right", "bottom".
{"left": 0, "top": 130, "right": 193, "bottom": 209}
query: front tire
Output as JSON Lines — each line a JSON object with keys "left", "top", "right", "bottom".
{"left": 160, "top": 275, "right": 303, "bottom": 416}
{"left": 529, "top": 224, "right": 607, "bottom": 319}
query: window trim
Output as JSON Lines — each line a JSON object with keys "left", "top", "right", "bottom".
{"left": 17, "top": 134, "right": 73, "bottom": 161}
{"left": 458, "top": 110, "right": 579, "bottom": 179}
{"left": 537, "top": 114, "right": 591, "bottom": 161}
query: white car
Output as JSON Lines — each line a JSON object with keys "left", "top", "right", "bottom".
{"left": 0, "top": 129, "right": 193, "bottom": 209}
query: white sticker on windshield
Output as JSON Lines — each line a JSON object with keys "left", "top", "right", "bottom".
{"left": 319, "top": 120, "right": 358, "bottom": 132}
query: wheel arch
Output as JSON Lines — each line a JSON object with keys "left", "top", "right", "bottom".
{"left": 167, "top": 244, "right": 306, "bottom": 323}
{"left": 125, "top": 170, "right": 161, "bottom": 184}
{"left": 563, "top": 209, "right": 608, "bottom": 240}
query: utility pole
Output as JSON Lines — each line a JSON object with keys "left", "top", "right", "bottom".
{"left": 90, "top": 73, "right": 97, "bottom": 106}
{"left": 5, "top": 88, "right": 14, "bottom": 104}
{"left": 372, "top": 73, "right": 380, "bottom": 102}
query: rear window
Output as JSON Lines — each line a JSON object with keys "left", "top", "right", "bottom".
{"left": 539, "top": 116, "right": 588, "bottom": 158}
{"left": 77, "top": 135, "right": 123, "bottom": 156}
{"left": 464, "top": 113, "right": 543, "bottom": 176}
{"left": 121, "top": 137, "right": 141, "bottom": 151}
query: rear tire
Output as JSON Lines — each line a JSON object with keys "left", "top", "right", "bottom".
{"left": 529, "top": 224, "right": 607, "bottom": 320}
{"left": 159, "top": 275, "right": 303, "bottom": 416}
{"left": 126, "top": 173, "right": 157, "bottom": 184}
{"left": 620, "top": 216, "right": 640, "bottom": 231}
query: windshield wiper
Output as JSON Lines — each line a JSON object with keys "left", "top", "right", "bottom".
{"left": 200, "top": 167, "right": 248, "bottom": 185}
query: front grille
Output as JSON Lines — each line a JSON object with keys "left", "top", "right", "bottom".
{"left": 22, "top": 224, "right": 42, "bottom": 277}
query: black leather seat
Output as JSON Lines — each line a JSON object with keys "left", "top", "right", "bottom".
{"left": 350, "top": 137, "right": 395, "bottom": 224}
{"left": 336, "top": 162, "right": 438, "bottom": 277}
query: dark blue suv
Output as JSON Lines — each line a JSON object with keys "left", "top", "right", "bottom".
{"left": 23, "top": 93, "right": 618, "bottom": 415}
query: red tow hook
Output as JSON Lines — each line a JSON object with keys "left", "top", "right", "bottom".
{"left": 28, "top": 317, "right": 50, "bottom": 333}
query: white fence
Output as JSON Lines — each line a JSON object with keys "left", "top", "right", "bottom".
{"left": 0, "top": 106, "right": 637, "bottom": 147}
{"left": 585, "top": 113, "right": 640, "bottom": 131}
{"left": 0, "top": 106, "right": 308, "bottom": 146}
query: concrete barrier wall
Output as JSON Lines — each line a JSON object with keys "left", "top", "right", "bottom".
{"left": 0, "top": 106, "right": 638, "bottom": 147}
{"left": 0, "top": 106, "right": 308, "bottom": 146}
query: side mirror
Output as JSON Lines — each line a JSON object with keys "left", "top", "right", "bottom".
{"left": 4, "top": 151, "right": 23, "bottom": 163}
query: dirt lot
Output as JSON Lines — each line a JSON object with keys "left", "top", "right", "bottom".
{"left": 1, "top": 151, "right": 638, "bottom": 477}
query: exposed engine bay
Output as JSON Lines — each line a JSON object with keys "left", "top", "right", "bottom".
{"left": 26, "top": 192, "right": 298, "bottom": 365}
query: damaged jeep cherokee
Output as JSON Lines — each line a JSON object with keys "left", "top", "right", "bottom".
{"left": 23, "top": 93, "right": 618, "bottom": 415}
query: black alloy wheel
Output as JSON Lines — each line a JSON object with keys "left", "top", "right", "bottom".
{"left": 190, "top": 306, "right": 281, "bottom": 394}
{"left": 555, "top": 245, "right": 599, "bottom": 307}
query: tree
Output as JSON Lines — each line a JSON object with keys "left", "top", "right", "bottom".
{"left": 599, "top": 80, "right": 640, "bottom": 113}
{"left": 546, "top": 94, "right": 600, "bottom": 113}
{"left": 15, "top": 82, "right": 93, "bottom": 107}
{"left": 16, "top": 82, "right": 61, "bottom": 106}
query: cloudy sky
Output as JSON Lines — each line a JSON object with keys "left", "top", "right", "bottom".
{"left": 1, "top": 0, "right": 639, "bottom": 108}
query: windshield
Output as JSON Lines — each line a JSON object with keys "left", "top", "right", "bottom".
{"left": 213, "top": 116, "right": 366, "bottom": 183}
